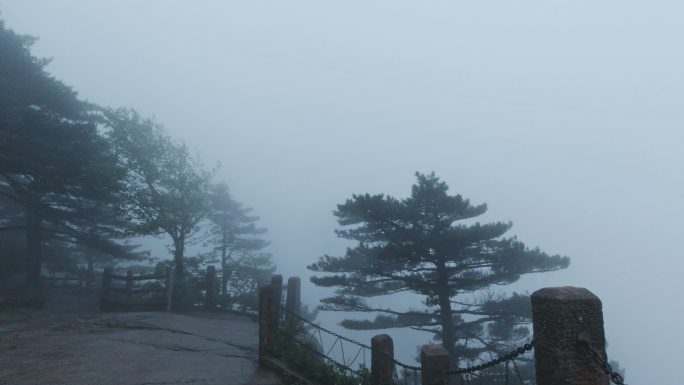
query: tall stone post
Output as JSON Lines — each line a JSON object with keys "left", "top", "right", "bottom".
{"left": 206, "top": 265, "right": 217, "bottom": 309}
{"left": 421, "top": 344, "right": 450, "bottom": 385}
{"left": 259, "top": 284, "right": 275, "bottom": 364}
{"left": 126, "top": 270, "right": 134, "bottom": 300}
{"left": 531, "top": 287, "right": 609, "bottom": 385}
{"left": 270, "top": 274, "right": 283, "bottom": 324}
{"left": 165, "top": 268, "right": 174, "bottom": 312}
{"left": 99, "top": 267, "right": 113, "bottom": 311}
{"left": 285, "top": 276, "right": 301, "bottom": 330}
{"left": 371, "top": 334, "right": 395, "bottom": 385}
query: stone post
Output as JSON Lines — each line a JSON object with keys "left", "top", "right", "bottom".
{"left": 371, "top": 334, "right": 395, "bottom": 385}
{"left": 421, "top": 344, "right": 450, "bottom": 385}
{"left": 531, "top": 287, "right": 609, "bottom": 385}
{"left": 165, "top": 268, "right": 174, "bottom": 312}
{"left": 285, "top": 276, "right": 301, "bottom": 330}
{"left": 126, "top": 270, "right": 134, "bottom": 300}
{"left": 259, "top": 284, "right": 275, "bottom": 364}
{"left": 271, "top": 274, "right": 283, "bottom": 323}
{"left": 206, "top": 265, "right": 217, "bottom": 309}
{"left": 100, "top": 267, "right": 113, "bottom": 311}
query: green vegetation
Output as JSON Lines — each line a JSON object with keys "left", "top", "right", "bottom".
{"left": 272, "top": 325, "right": 371, "bottom": 385}
{"left": 104, "top": 108, "right": 214, "bottom": 281}
{"left": 206, "top": 182, "right": 274, "bottom": 309}
{"left": 309, "top": 172, "right": 570, "bottom": 367}
{"left": 0, "top": 19, "right": 130, "bottom": 289}
{"left": 0, "top": 18, "right": 272, "bottom": 309}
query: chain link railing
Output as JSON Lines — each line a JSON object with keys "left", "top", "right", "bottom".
{"left": 274, "top": 309, "right": 630, "bottom": 385}
{"left": 281, "top": 306, "right": 373, "bottom": 351}
{"left": 277, "top": 306, "right": 371, "bottom": 382}
{"left": 263, "top": 280, "right": 632, "bottom": 385}
{"left": 439, "top": 341, "right": 534, "bottom": 385}
{"left": 388, "top": 351, "right": 422, "bottom": 385}
{"left": 443, "top": 342, "right": 534, "bottom": 377}
{"left": 278, "top": 306, "right": 426, "bottom": 385}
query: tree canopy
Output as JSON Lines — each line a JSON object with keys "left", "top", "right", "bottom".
{"left": 0, "top": 20, "right": 134, "bottom": 288}
{"left": 104, "top": 108, "right": 213, "bottom": 280}
{"left": 309, "top": 172, "right": 570, "bottom": 363}
{"left": 0, "top": 19, "right": 268, "bottom": 305}
{"left": 206, "top": 182, "right": 273, "bottom": 307}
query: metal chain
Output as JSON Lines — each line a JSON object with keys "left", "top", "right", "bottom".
{"left": 511, "top": 358, "right": 525, "bottom": 385}
{"left": 278, "top": 307, "right": 630, "bottom": 385}
{"left": 388, "top": 352, "right": 422, "bottom": 371}
{"left": 442, "top": 341, "right": 534, "bottom": 376}
{"left": 280, "top": 306, "right": 372, "bottom": 350}
{"left": 281, "top": 307, "right": 422, "bottom": 373}
{"left": 280, "top": 306, "right": 539, "bottom": 381}
{"left": 577, "top": 340, "right": 626, "bottom": 385}
{"left": 275, "top": 323, "right": 365, "bottom": 376}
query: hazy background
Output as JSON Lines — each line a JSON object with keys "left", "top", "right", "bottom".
{"left": 2, "top": 1, "right": 682, "bottom": 384}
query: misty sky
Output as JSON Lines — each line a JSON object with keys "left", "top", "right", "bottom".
{"left": 2, "top": 1, "right": 683, "bottom": 383}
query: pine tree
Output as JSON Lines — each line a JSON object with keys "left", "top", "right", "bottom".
{"left": 206, "top": 182, "right": 273, "bottom": 308}
{"left": 0, "top": 20, "right": 130, "bottom": 288}
{"left": 308, "top": 172, "right": 570, "bottom": 364}
{"left": 104, "top": 108, "right": 212, "bottom": 281}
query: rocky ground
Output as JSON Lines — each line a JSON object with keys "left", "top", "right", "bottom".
{"left": 0, "top": 289, "right": 282, "bottom": 385}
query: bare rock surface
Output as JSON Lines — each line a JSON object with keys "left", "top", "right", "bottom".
{"left": 0, "top": 293, "right": 282, "bottom": 385}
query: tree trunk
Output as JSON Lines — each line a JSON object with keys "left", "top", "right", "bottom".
{"left": 86, "top": 254, "right": 94, "bottom": 289}
{"left": 173, "top": 237, "right": 185, "bottom": 280}
{"left": 220, "top": 232, "right": 228, "bottom": 295}
{"left": 436, "top": 261, "right": 456, "bottom": 360}
{"left": 221, "top": 256, "right": 229, "bottom": 295}
{"left": 25, "top": 206, "right": 42, "bottom": 290}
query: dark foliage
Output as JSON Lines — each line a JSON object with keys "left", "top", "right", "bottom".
{"left": 0, "top": 20, "right": 139, "bottom": 288}
{"left": 309, "top": 172, "right": 570, "bottom": 367}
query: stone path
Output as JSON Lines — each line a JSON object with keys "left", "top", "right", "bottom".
{"left": 0, "top": 292, "right": 282, "bottom": 385}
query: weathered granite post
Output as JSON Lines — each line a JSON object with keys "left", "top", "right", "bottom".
{"left": 285, "top": 276, "right": 301, "bottom": 329}
{"left": 259, "top": 284, "right": 275, "bottom": 364}
{"left": 371, "top": 334, "right": 395, "bottom": 385}
{"left": 165, "top": 268, "right": 174, "bottom": 312}
{"left": 99, "top": 267, "right": 113, "bottom": 310}
{"left": 126, "top": 270, "right": 134, "bottom": 300}
{"left": 205, "top": 265, "right": 217, "bottom": 309}
{"left": 271, "top": 274, "right": 283, "bottom": 323}
{"left": 531, "top": 287, "right": 609, "bottom": 385}
{"left": 421, "top": 344, "right": 449, "bottom": 385}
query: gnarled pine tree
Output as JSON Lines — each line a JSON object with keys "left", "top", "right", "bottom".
{"left": 308, "top": 172, "right": 569, "bottom": 364}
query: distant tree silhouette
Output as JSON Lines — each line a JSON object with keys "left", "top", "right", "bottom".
{"left": 205, "top": 182, "right": 273, "bottom": 302}
{"left": 104, "top": 108, "right": 213, "bottom": 282}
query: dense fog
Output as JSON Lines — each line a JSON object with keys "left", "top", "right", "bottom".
{"left": 2, "top": 2, "right": 683, "bottom": 384}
